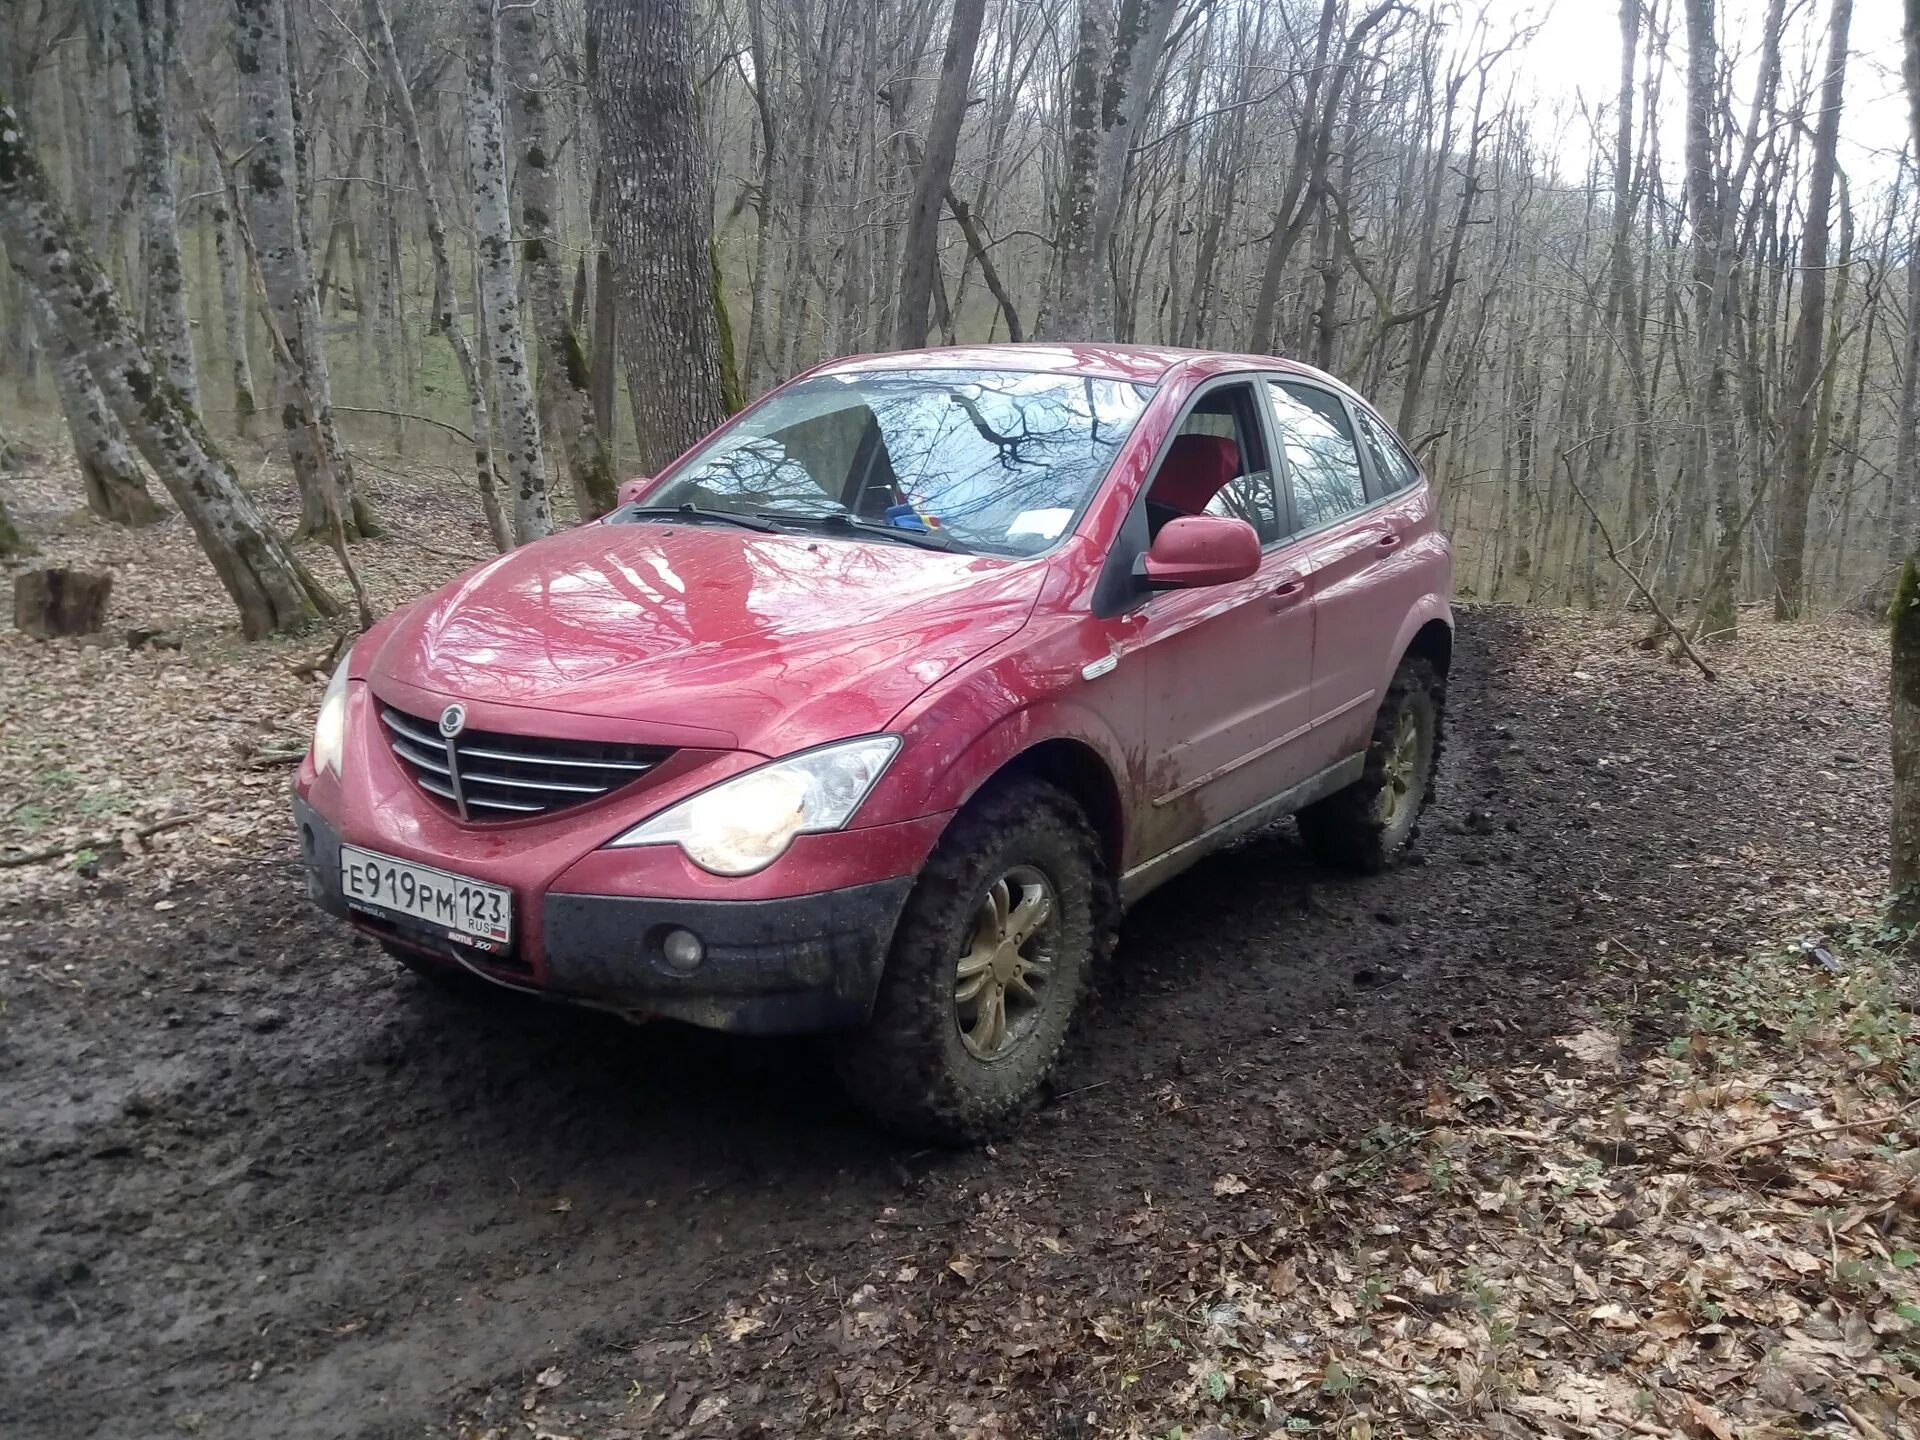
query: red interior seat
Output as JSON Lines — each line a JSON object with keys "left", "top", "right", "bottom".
{"left": 1148, "top": 434, "right": 1241, "bottom": 515}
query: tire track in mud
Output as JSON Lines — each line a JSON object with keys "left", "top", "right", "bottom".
{"left": 0, "top": 608, "right": 1887, "bottom": 1438}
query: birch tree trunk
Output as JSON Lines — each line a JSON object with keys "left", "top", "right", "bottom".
{"left": 113, "top": 0, "right": 199, "bottom": 414}
{"left": 362, "top": 0, "right": 510, "bottom": 553}
{"left": 895, "top": 0, "right": 987, "bottom": 350}
{"left": 31, "top": 289, "right": 166, "bottom": 526}
{"left": 0, "top": 91, "right": 335, "bottom": 638}
{"left": 503, "top": 3, "right": 614, "bottom": 518}
{"left": 467, "top": 0, "right": 551, "bottom": 543}
{"left": 1772, "top": 0, "right": 1852, "bottom": 619}
{"left": 586, "top": 0, "right": 729, "bottom": 476}
{"left": 233, "top": 0, "right": 376, "bottom": 541}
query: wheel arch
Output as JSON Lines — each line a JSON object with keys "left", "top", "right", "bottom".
{"left": 986, "top": 736, "right": 1126, "bottom": 879}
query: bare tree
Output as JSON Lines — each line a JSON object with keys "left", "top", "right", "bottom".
{"left": 1773, "top": 0, "right": 1854, "bottom": 619}
{"left": 895, "top": 0, "right": 988, "bottom": 349}
{"left": 0, "top": 90, "right": 334, "bottom": 638}
{"left": 359, "top": 0, "right": 511, "bottom": 553}
{"left": 503, "top": 1, "right": 615, "bottom": 518}
{"left": 113, "top": 0, "right": 200, "bottom": 412}
{"left": 586, "top": 0, "right": 729, "bottom": 474}
{"left": 467, "top": 0, "right": 551, "bottom": 543}
{"left": 233, "top": 0, "right": 376, "bottom": 540}
{"left": 31, "top": 289, "right": 165, "bottom": 526}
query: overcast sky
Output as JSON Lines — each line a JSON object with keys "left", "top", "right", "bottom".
{"left": 1476, "top": 0, "right": 1910, "bottom": 194}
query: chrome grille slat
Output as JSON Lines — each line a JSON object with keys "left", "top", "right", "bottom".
{"left": 456, "top": 744, "right": 655, "bottom": 772}
{"left": 378, "top": 704, "right": 671, "bottom": 821}
{"left": 390, "top": 738, "right": 453, "bottom": 775}
{"left": 460, "top": 771, "right": 607, "bottom": 795}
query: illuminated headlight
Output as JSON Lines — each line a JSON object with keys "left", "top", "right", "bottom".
{"left": 608, "top": 735, "right": 900, "bottom": 876}
{"left": 310, "top": 653, "right": 352, "bottom": 777}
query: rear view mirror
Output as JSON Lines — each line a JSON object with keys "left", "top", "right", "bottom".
{"left": 1135, "top": 515, "right": 1261, "bottom": 591}
{"left": 615, "top": 476, "right": 652, "bottom": 508}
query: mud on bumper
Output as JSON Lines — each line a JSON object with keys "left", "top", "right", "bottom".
{"left": 294, "top": 796, "right": 912, "bottom": 1035}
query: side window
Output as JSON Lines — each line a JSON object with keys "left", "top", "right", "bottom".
{"left": 1353, "top": 407, "right": 1420, "bottom": 496}
{"left": 1267, "top": 381, "right": 1368, "bottom": 532}
{"left": 1143, "top": 383, "right": 1280, "bottom": 545}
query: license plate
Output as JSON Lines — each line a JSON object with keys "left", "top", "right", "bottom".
{"left": 340, "top": 845, "right": 512, "bottom": 950}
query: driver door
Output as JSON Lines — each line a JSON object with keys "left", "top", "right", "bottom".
{"left": 1129, "top": 380, "right": 1316, "bottom": 859}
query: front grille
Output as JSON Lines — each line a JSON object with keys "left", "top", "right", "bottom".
{"left": 379, "top": 705, "right": 672, "bottom": 820}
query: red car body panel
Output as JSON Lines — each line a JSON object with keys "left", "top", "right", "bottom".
{"left": 294, "top": 343, "right": 1451, "bottom": 1031}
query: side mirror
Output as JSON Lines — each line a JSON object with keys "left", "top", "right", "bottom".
{"left": 615, "top": 476, "right": 652, "bottom": 508}
{"left": 1135, "top": 515, "right": 1261, "bottom": 591}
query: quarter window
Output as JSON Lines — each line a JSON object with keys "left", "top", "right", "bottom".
{"left": 1353, "top": 407, "right": 1420, "bottom": 495}
{"left": 1268, "top": 381, "right": 1368, "bottom": 532}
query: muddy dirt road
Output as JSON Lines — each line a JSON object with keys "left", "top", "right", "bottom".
{"left": 1, "top": 610, "right": 1884, "bottom": 1438}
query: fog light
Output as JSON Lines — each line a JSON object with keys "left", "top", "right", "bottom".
{"left": 661, "top": 928, "right": 705, "bottom": 974}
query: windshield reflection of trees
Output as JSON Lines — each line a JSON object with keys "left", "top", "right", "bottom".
{"left": 655, "top": 370, "right": 1151, "bottom": 556}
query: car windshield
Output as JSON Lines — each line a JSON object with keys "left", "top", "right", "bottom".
{"left": 634, "top": 368, "right": 1155, "bottom": 557}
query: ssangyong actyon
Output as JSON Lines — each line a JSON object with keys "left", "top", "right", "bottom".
{"left": 294, "top": 343, "right": 1452, "bottom": 1142}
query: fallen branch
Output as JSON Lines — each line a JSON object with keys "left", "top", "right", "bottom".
{"left": 1710, "top": 1094, "right": 1920, "bottom": 1165}
{"left": 1559, "top": 448, "right": 1717, "bottom": 681}
{"left": 292, "top": 625, "right": 352, "bottom": 680}
{"left": 0, "top": 811, "right": 202, "bottom": 868}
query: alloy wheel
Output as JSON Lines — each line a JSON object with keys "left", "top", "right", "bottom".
{"left": 954, "top": 864, "right": 1057, "bottom": 1061}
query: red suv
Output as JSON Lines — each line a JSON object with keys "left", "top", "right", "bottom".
{"left": 294, "top": 344, "right": 1451, "bottom": 1140}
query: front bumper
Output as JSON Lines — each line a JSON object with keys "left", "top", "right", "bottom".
{"left": 294, "top": 794, "right": 913, "bottom": 1034}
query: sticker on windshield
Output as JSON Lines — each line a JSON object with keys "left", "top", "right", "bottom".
{"left": 1006, "top": 508, "right": 1072, "bottom": 541}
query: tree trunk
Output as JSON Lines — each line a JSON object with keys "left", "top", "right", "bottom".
{"left": 1892, "top": 0, "right": 1920, "bottom": 574}
{"left": 14, "top": 569, "right": 112, "bottom": 638}
{"left": 31, "top": 289, "right": 166, "bottom": 526}
{"left": 114, "top": 0, "right": 200, "bottom": 414}
{"left": 467, "top": 0, "right": 551, "bottom": 543}
{"left": 1893, "top": 559, "right": 1920, "bottom": 927}
{"left": 363, "top": 0, "right": 510, "bottom": 552}
{"left": 234, "top": 0, "right": 374, "bottom": 541}
{"left": 0, "top": 91, "right": 335, "bottom": 638}
{"left": 503, "top": 3, "right": 615, "bottom": 518}
{"left": 895, "top": 0, "right": 988, "bottom": 349}
{"left": 585, "top": 0, "right": 729, "bottom": 476}
{"left": 1772, "top": 0, "right": 1852, "bottom": 620}
{"left": 209, "top": 176, "right": 259, "bottom": 434}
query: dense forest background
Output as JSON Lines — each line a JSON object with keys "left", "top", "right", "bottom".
{"left": 0, "top": 0, "right": 1912, "bottom": 639}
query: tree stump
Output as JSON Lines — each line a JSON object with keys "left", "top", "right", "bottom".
{"left": 13, "top": 568, "right": 112, "bottom": 638}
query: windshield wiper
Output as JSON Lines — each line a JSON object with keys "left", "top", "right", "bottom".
{"left": 617, "top": 503, "right": 779, "bottom": 533}
{"left": 760, "top": 510, "right": 957, "bottom": 552}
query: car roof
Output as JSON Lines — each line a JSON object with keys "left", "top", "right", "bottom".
{"left": 812, "top": 342, "right": 1345, "bottom": 391}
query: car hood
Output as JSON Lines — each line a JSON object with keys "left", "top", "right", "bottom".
{"left": 368, "top": 520, "right": 1046, "bottom": 753}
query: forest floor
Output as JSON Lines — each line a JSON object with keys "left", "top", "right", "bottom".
{"left": 2, "top": 431, "right": 1916, "bottom": 1440}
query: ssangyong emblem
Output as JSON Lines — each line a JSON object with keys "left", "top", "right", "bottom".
{"left": 439, "top": 704, "right": 467, "bottom": 739}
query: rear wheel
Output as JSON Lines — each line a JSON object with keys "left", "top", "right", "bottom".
{"left": 1298, "top": 656, "right": 1442, "bottom": 872}
{"left": 835, "top": 777, "right": 1099, "bottom": 1144}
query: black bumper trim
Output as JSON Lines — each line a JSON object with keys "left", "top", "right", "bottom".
{"left": 294, "top": 794, "right": 913, "bottom": 1035}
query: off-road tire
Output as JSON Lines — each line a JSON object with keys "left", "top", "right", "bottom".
{"left": 1298, "top": 656, "right": 1444, "bottom": 873}
{"left": 835, "top": 777, "right": 1100, "bottom": 1145}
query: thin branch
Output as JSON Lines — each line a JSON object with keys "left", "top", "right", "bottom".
{"left": 1559, "top": 446, "right": 1717, "bottom": 681}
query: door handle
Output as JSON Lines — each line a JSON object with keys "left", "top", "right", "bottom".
{"left": 1269, "top": 578, "right": 1306, "bottom": 610}
{"left": 1376, "top": 531, "right": 1403, "bottom": 550}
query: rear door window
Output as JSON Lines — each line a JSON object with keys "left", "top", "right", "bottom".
{"left": 1353, "top": 407, "right": 1421, "bottom": 496}
{"left": 1267, "top": 381, "right": 1369, "bottom": 533}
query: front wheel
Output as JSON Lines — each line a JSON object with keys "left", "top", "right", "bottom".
{"left": 1298, "top": 656, "right": 1442, "bottom": 872}
{"left": 835, "top": 777, "right": 1100, "bottom": 1144}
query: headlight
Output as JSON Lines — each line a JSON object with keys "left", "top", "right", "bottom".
{"left": 310, "top": 652, "right": 352, "bottom": 776}
{"left": 608, "top": 735, "right": 900, "bottom": 876}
